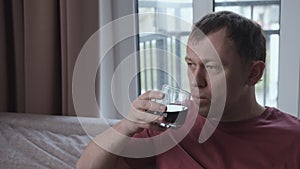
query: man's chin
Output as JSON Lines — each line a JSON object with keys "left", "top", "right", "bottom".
{"left": 195, "top": 105, "right": 210, "bottom": 117}
{"left": 191, "top": 100, "right": 211, "bottom": 117}
{"left": 198, "top": 111, "right": 209, "bottom": 118}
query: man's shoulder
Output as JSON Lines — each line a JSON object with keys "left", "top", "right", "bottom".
{"left": 266, "top": 107, "right": 300, "bottom": 135}
{"left": 267, "top": 107, "right": 300, "bottom": 124}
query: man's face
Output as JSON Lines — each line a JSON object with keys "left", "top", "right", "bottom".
{"left": 186, "top": 28, "right": 249, "bottom": 118}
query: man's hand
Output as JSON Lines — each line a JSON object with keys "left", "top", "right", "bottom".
{"left": 119, "top": 90, "right": 167, "bottom": 135}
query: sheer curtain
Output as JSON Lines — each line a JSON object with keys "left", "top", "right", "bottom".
{"left": 0, "top": 0, "right": 100, "bottom": 116}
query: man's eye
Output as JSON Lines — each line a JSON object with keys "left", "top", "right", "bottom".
{"left": 206, "top": 65, "right": 221, "bottom": 72}
{"left": 187, "top": 63, "right": 196, "bottom": 69}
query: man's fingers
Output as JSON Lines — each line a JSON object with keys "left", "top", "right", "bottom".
{"left": 127, "top": 109, "right": 161, "bottom": 122}
{"left": 125, "top": 90, "right": 168, "bottom": 132}
{"left": 130, "top": 119, "right": 166, "bottom": 131}
{"left": 138, "top": 90, "right": 165, "bottom": 100}
{"left": 132, "top": 100, "right": 166, "bottom": 113}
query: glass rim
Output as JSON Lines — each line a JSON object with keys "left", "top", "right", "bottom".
{"left": 161, "top": 84, "right": 191, "bottom": 96}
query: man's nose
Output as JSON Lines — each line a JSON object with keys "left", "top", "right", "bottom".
{"left": 191, "top": 67, "right": 207, "bottom": 88}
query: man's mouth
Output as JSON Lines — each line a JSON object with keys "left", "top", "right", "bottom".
{"left": 192, "top": 95, "right": 210, "bottom": 103}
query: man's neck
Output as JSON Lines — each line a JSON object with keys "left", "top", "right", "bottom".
{"left": 221, "top": 92, "right": 265, "bottom": 122}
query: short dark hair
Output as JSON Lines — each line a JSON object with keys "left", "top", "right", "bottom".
{"left": 188, "top": 11, "right": 266, "bottom": 63}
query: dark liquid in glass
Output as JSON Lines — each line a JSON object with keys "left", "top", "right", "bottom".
{"left": 164, "top": 104, "right": 188, "bottom": 124}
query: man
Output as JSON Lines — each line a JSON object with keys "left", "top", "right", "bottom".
{"left": 77, "top": 11, "right": 300, "bottom": 169}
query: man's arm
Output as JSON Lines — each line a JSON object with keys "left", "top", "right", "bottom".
{"left": 76, "top": 120, "right": 134, "bottom": 169}
{"left": 76, "top": 91, "right": 166, "bottom": 169}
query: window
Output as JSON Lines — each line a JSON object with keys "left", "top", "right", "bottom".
{"left": 137, "top": 0, "right": 193, "bottom": 94}
{"left": 213, "top": 0, "right": 281, "bottom": 107}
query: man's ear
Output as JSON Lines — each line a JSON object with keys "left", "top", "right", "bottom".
{"left": 246, "top": 61, "right": 265, "bottom": 86}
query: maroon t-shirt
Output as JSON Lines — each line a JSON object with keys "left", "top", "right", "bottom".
{"left": 128, "top": 107, "right": 300, "bottom": 169}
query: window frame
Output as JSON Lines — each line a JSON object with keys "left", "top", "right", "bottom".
{"left": 277, "top": 0, "right": 300, "bottom": 117}
{"left": 99, "top": 0, "right": 139, "bottom": 119}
